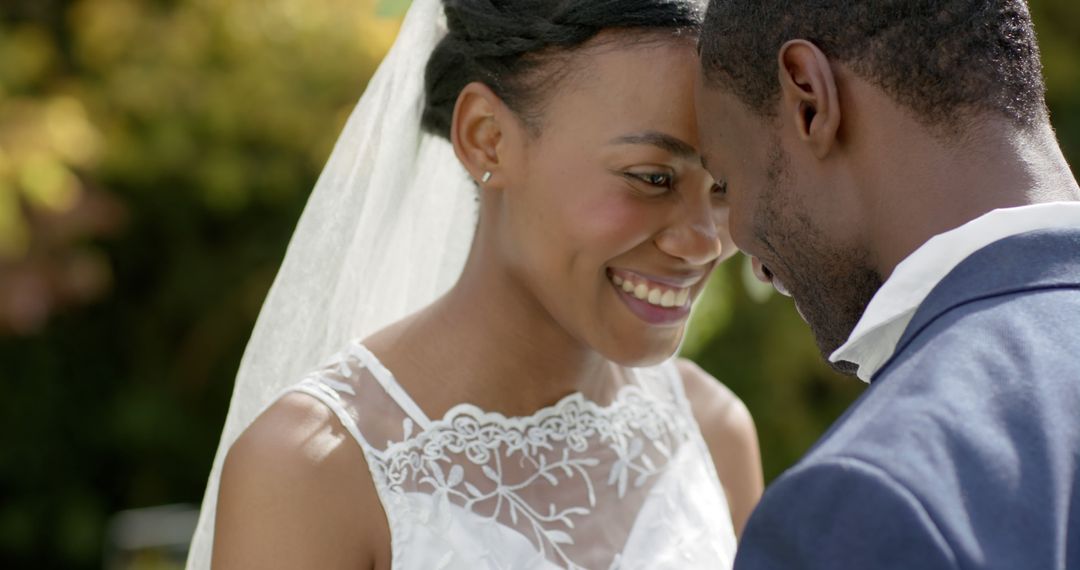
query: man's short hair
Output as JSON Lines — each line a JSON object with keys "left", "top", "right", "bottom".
{"left": 698, "top": 0, "right": 1048, "bottom": 131}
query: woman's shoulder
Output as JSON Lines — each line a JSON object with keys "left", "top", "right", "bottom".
{"left": 673, "top": 357, "right": 763, "bottom": 537}
{"left": 673, "top": 358, "right": 753, "bottom": 438}
{"left": 226, "top": 392, "right": 358, "bottom": 478}
{"left": 213, "top": 393, "right": 388, "bottom": 568}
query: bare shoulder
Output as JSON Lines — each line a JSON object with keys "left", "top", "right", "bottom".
{"left": 674, "top": 358, "right": 764, "bottom": 537}
{"left": 675, "top": 358, "right": 754, "bottom": 441}
{"left": 213, "top": 393, "right": 387, "bottom": 569}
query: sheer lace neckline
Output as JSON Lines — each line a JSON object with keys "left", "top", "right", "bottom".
{"left": 351, "top": 341, "right": 648, "bottom": 432}
{"left": 291, "top": 340, "right": 738, "bottom": 569}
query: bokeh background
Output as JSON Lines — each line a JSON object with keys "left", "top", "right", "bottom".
{"left": 1, "top": 0, "right": 1076, "bottom": 567}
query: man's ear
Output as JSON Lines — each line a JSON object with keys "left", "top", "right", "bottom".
{"left": 451, "top": 81, "right": 506, "bottom": 188}
{"left": 777, "top": 40, "right": 841, "bottom": 159}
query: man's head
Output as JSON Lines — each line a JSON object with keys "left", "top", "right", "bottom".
{"left": 694, "top": 0, "right": 1049, "bottom": 368}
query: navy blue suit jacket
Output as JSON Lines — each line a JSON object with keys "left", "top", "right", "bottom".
{"left": 734, "top": 229, "right": 1080, "bottom": 569}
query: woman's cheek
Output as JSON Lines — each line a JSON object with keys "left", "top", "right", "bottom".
{"left": 573, "top": 189, "right": 658, "bottom": 252}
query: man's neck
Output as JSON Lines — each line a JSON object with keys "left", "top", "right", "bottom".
{"left": 869, "top": 120, "right": 1079, "bottom": 280}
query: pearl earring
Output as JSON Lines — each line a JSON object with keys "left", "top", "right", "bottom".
{"left": 481, "top": 171, "right": 492, "bottom": 184}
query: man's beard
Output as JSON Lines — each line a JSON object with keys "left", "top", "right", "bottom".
{"left": 782, "top": 238, "right": 882, "bottom": 372}
{"left": 754, "top": 145, "right": 883, "bottom": 374}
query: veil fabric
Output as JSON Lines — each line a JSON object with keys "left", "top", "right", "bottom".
{"left": 185, "top": 0, "right": 477, "bottom": 565}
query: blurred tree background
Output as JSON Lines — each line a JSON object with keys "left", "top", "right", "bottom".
{"left": 0, "top": 0, "right": 1076, "bottom": 567}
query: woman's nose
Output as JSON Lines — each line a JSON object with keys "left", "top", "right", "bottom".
{"left": 655, "top": 201, "right": 725, "bottom": 266}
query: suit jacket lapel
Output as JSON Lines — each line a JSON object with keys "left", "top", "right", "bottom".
{"left": 872, "top": 228, "right": 1080, "bottom": 383}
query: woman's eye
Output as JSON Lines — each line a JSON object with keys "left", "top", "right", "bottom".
{"left": 631, "top": 172, "right": 673, "bottom": 188}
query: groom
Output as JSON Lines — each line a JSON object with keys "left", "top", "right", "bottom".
{"left": 695, "top": 1, "right": 1080, "bottom": 568}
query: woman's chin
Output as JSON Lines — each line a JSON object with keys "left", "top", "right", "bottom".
{"left": 595, "top": 329, "right": 685, "bottom": 368}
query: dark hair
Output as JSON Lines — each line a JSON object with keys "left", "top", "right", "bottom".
{"left": 698, "top": 0, "right": 1048, "bottom": 131}
{"left": 422, "top": 0, "right": 706, "bottom": 139}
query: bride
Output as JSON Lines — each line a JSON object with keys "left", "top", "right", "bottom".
{"left": 189, "top": 0, "right": 762, "bottom": 568}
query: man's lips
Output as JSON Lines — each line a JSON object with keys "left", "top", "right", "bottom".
{"left": 770, "top": 272, "right": 792, "bottom": 297}
{"left": 751, "top": 256, "right": 791, "bottom": 297}
{"left": 751, "top": 256, "right": 803, "bottom": 321}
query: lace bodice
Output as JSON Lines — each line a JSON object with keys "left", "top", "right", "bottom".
{"left": 288, "top": 341, "right": 737, "bottom": 570}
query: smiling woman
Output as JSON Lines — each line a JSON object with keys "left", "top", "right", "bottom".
{"left": 444, "top": 34, "right": 734, "bottom": 366}
{"left": 194, "top": 0, "right": 762, "bottom": 568}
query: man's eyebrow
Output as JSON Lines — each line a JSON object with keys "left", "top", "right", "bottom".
{"left": 609, "top": 131, "right": 699, "bottom": 159}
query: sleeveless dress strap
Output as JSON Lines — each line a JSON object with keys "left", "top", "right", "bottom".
{"left": 660, "top": 358, "right": 694, "bottom": 412}
{"left": 290, "top": 378, "right": 376, "bottom": 452}
{"left": 348, "top": 342, "right": 434, "bottom": 428}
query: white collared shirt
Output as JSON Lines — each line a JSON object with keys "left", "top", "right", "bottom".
{"left": 830, "top": 201, "right": 1080, "bottom": 382}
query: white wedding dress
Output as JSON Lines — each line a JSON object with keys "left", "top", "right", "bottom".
{"left": 283, "top": 340, "right": 737, "bottom": 570}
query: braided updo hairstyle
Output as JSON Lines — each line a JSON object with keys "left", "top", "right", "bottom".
{"left": 422, "top": 0, "right": 706, "bottom": 139}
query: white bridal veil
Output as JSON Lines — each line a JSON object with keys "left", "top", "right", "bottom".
{"left": 185, "top": 0, "right": 477, "bottom": 565}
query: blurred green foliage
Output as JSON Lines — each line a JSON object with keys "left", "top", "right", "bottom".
{"left": 0, "top": 0, "right": 1076, "bottom": 568}
{"left": 0, "top": 0, "right": 398, "bottom": 567}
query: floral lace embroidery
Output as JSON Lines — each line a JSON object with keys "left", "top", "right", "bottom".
{"left": 295, "top": 345, "right": 715, "bottom": 570}
{"left": 361, "top": 380, "right": 693, "bottom": 568}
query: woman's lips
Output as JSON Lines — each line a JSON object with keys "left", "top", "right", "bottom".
{"left": 607, "top": 268, "right": 698, "bottom": 326}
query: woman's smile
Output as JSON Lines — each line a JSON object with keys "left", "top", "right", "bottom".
{"left": 607, "top": 267, "right": 703, "bottom": 325}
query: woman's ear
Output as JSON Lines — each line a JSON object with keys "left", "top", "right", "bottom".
{"left": 451, "top": 82, "right": 506, "bottom": 188}
{"left": 776, "top": 40, "right": 841, "bottom": 159}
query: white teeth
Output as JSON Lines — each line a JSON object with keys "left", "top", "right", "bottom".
{"left": 612, "top": 273, "right": 693, "bottom": 309}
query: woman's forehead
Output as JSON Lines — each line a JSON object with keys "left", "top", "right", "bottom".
{"left": 539, "top": 39, "right": 701, "bottom": 143}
